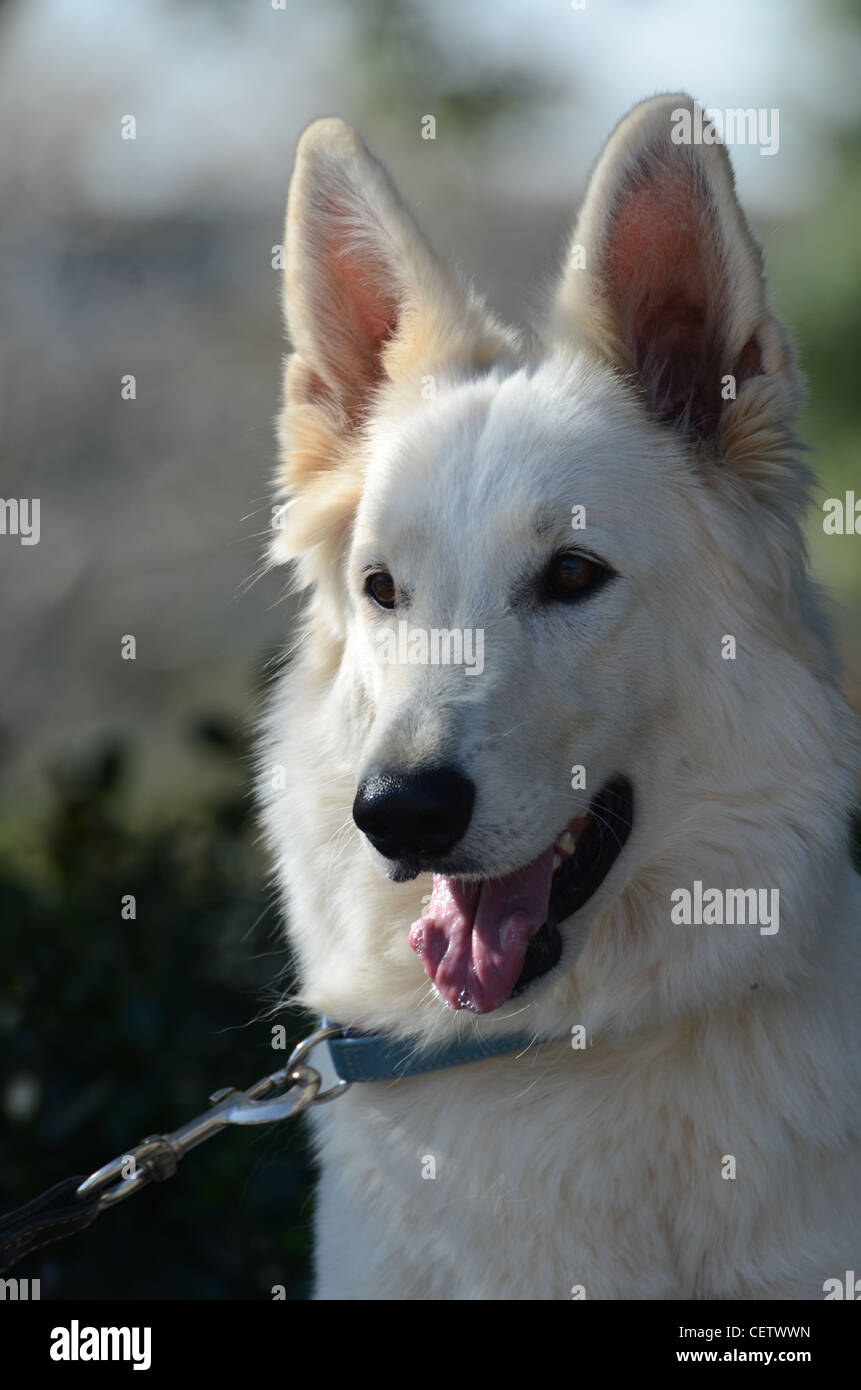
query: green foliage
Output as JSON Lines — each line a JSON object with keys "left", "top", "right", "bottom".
{"left": 0, "top": 726, "right": 314, "bottom": 1300}
{"left": 350, "top": 0, "right": 558, "bottom": 140}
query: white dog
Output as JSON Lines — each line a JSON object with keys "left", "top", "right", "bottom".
{"left": 261, "top": 95, "right": 861, "bottom": 1299}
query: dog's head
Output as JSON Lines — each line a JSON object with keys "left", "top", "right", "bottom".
{"left": 272, "top": 96, "right": 823, "bottom": 1021}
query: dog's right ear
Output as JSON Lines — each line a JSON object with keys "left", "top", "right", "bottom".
{"left": 275, "top": 120, "right": 514, "bottom": 573}
{"left": 282, "top": 118, "right": 512, "bottom": 441}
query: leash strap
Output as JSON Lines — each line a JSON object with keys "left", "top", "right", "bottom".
{"left": 0, "top": 1176, "right": 100, "bottom": 1275}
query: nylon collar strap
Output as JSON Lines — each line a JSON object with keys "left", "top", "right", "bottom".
{"left": 323, "top": 1019, "right": 534, "bottom": 1083}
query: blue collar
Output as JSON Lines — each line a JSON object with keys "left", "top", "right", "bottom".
{"left": 323, "top": 1018, "right": 534, "bottom": 1083}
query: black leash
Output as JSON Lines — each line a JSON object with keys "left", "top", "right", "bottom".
{"left": 0, "top": 1176, "right": 101, "bottom": 1275}
{"left": 0, "top": 1024, "right": 347, "bottom": 1275}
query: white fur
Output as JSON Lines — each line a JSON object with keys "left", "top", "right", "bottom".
{"left": 261, "top": 97, "right": 861, "bottom": 1299}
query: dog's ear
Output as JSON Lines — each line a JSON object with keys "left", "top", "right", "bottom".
{"left": 550, "top": 94, "right": 801, "bottom": 448}
{"left": 282, "top": 118, "right": 513, "bottom": 437}
{"left": 275, "top": 120, "right": 515, "bottom": 580}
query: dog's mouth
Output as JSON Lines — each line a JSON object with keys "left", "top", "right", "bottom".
{"left": 408, "top": 776, "right": 634, "bottom": 1013}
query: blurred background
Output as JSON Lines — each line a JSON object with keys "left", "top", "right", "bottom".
{"left": 1, "top": 0, "right": 859, "bottom": 1299}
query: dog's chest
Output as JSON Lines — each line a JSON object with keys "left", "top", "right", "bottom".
{"left": 308, "top": 1047, "right": 697, "bottom": 1300}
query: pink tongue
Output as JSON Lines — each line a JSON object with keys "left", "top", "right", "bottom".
{"left": 408, "top": 848, "right": 555, "bottom": 1013}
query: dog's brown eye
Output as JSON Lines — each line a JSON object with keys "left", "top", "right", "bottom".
{"left": 366, "top": 571, "right": 396, "bottom": 609}
{"left": 545, "top": 552, "right": 611, "bottom": 601}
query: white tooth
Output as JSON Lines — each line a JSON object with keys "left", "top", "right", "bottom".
{"left": 559, "top": 831, "right": 576, "bottom": 854}
{"left": 552, "top": 853, "right": 561, "bottom": 871}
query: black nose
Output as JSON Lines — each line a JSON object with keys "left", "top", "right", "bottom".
{"left": 353, "top": 766, "right": 476, "bottom": 861}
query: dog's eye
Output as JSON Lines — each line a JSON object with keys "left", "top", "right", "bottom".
{"left": 365, "top": 570, "right": 396, "bottom": 609}
{"left": 545, "top": 552, "right": 610, "bottom": 601}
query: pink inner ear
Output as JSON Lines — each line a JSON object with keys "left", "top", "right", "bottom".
{"left": 313, "top": 192, "right": 401, "bottom": 424}
{"left": 603, "top": 163, "right": 720, "bottom": 433}
{"left": 605, "top": 165, "right": 708, "bottom": 344}
{"left": 335, "top": 253, "right": 398, "bottom": 357}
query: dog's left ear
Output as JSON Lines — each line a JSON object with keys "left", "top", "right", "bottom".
{"left": 550, "top": 94, "right": 802, "bottom": 449}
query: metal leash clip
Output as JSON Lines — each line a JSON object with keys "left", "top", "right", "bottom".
{"left": 75, "top": 1025, "right": 350, "bottom": 1211}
